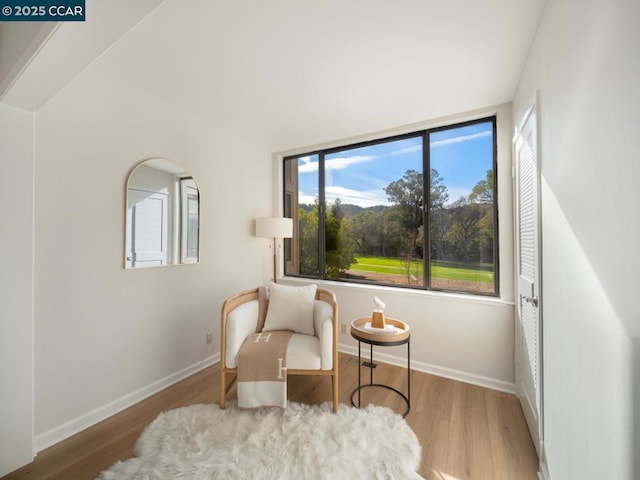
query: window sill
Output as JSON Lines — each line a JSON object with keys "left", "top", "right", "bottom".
{"left": 279, "top": 276, "right": 515, "bottom": 308}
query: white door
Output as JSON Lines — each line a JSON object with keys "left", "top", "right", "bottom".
{"left": 514, "top": 102, "right": 542, "bottom": 455}
{"left": 127, "top": 189, "right": 169, "bottom": 267}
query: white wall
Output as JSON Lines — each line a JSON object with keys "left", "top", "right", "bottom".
{"left": 300, "top": 281, "right": 515, "bottom": 390}
{"left": 32, "top": 60, "right": 274, "bottom": 447}
{"left": 513, "top": 0, "right": 640, "bottom": 478}
{"left": 281, "top": 102, "right": 516, "bottom": 392}
{"left": 0, "top": 103, "right": 34, "bottom": 475}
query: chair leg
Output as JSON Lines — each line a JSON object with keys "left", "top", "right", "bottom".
{"left": 220, "top": 370, "right": 238, "bottom": 409}
{"left": 220, "top": 369, "right": 226, "bottom": 409}
{"left": 332, "top": 371, "right": 339, "bottom": 413}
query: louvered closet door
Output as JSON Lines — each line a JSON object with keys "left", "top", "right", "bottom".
{"left": 514, "top": 103, "right": 542, "bottom": 455}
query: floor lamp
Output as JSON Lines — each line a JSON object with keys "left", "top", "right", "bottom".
{"left": 255, "top": 217, "right": 293, "bottom": 283}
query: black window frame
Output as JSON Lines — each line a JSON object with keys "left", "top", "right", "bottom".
{"left": 283, "top": 115, "right": 499, "bottom": 297}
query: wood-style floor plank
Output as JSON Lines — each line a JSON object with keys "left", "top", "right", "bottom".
{"left": 2, "top": 353, "right": 538, "bottom": 480}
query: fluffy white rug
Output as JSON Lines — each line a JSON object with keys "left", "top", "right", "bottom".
{"left": 98, "top": 401, "right": 423, "bottom": 480}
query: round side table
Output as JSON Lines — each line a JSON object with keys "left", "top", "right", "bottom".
{"left": 350, "top": 317, "right": 411, "bottom": 417}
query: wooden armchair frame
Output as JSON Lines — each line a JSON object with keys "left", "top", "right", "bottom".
{"left": 219, "top": 287, "right": 339, "bottom": 412}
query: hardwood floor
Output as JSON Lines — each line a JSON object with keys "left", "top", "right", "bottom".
{"left": 2, "top": 354, "right": 538, "bottom": 480}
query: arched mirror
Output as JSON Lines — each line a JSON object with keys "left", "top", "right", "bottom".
{"left": 125, "top": 158, "right": 199, "bottom": 269}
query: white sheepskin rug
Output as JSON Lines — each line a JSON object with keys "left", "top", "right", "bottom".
{"left": 98, "top": 401, "right": 423, "bottom": 480}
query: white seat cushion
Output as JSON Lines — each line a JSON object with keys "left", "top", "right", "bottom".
{"left": 286, "top": 333, "right": 322, "bottom": 370}
{"left": 226, "top": 298, "right": 333, "bottom": 370}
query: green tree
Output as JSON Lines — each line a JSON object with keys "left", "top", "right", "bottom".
{"left": 385, "top": 169, "right": 451, "bottom": 281}
{"left": 348, "top": 210, "right": 378, "bottom": 255}
{"left": 429, "top": 168, "right": 450, "bottom": 261}
{"left": 298, "top": 202, "right": 319, "bottom": 276}
{"left": 445, "top": 197, "right": 482, "bottom": 262}
{"left": 469, "top": 169, "right": 493, "bottom": 204}
{"left": 348, "top": 208, "right": 404, "bottom": 257}
{"left": 325, "top": 198, "right": 356, "bottom": 278}
{"left": 468, "top": 169, "right": 494, "bottom": 263}
{"left": 385, "top": 171, "right": 422, "bottom": 281}
{"left": 429, "top": 168, "right": 449, "bottom": 210}
{"left": 385, "top": 170, "right": 423, "bottom": 235}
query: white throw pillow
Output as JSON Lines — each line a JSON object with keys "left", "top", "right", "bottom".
{"left": 262, "top": 283, "right": 317, "bottom": 335}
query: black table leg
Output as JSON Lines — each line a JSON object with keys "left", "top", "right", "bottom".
{"left": 357, "top": 340, "right": 361, "bottom": 408}
{"left": 407, "top": 339, "right": 411, "bottom": 411}
{"left": 350, "top": 332, "right": 411, "bottom": 417}
{"left": 369, "top": 343, "right": 373, "bottom": 384}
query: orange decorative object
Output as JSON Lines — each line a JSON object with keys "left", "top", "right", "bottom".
{"left": 371, "top": 311, "right": 385, "bottom": 329}
{"left": 351, "top": 317, "right": 410, "bottom": 343}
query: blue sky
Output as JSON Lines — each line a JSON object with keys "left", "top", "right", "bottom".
{"left": 297, "top": 121, "right": 493, "bottom": 208}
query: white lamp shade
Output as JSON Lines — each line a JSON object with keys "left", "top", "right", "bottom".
{"left": 255, "top": 217, "right": 293, "bottom": 238}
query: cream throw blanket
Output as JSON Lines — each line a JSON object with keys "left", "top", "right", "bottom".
{"left": 237, "top": 287, "right": 292, "bottom": 409}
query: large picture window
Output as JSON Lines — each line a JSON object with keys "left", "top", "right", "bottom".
{"left": 284, "top": 117, "right": 498, "bottom": 296}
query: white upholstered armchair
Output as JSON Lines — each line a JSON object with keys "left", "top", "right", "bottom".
{"left": 220, "top": 286, "right": 339, "bottom": 412}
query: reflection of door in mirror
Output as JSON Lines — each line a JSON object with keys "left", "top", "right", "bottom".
{"left": 125, "top": 159, "right": 199, "bottom": 269}
{"left": 127, "top": 189, "right": 169, "bottom": 267}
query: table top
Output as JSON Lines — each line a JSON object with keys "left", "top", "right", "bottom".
{"left": 350, "top": 317, "right": 410, "bottom": 345}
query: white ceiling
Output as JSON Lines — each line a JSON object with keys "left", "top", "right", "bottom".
{"left": 3, "top": 0, "right": 546, "bottom": 151}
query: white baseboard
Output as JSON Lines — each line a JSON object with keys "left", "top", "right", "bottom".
{"left": 35, "top": 345, "right": 515, "bottom": 453}
{"left": 538, "top": 467, "right": 550, "bottom": 480}
{"left": 34, "top": 353, "right": 220, "bottom": 453}
{"left": 537, "top": 442, "right": 551, "bottom": 480}
{"left": 339, "top": 344, "right": 515, "bottom": 394}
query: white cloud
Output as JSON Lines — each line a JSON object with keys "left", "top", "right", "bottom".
{"left": 431, "top": 130, "right": 492, "bottom": 148}
{"left": 298, "top": 191, "right": 318, "bottom": 205}
{"left": 297, "top": 156, "right": 317, "bottom": 173}
{"left": 389, "top": 145, "right": 422, "bottom": 156}
{"left": 299, "top": 185, "right": 389, "bottom": 208}
{"left": 327, "top": 155, "right": 373, "bottom": 171}
{"left": 325, "top": 185, "right": 390, "bottom": 208}
{"left": 298, "top": 154, "right": 373, "bottom": 174}
{"left": 297, "top": 185, "right": 472, "bottom": 208}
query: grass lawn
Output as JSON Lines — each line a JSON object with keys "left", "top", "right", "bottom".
{"left": 351, "top": 255, "right": 493, "bottom": 284}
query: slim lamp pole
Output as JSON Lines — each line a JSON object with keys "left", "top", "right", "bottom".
{"left": 272, "top": 236, "right": 278, "bottom": 284}
{"left": 255, "top": 217, "right": 293, "bottom": 284}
